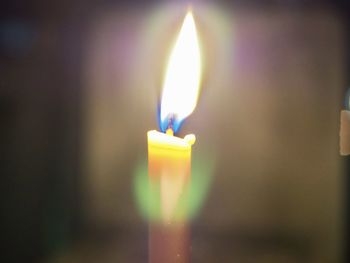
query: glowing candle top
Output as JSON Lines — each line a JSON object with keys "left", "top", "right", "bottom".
{"left": 160, "top": 11, "right": 202, "bottom": 133}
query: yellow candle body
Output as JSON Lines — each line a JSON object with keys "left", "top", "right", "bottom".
{"left": 147, "top": 130, "right": 195, "bottom": 263}
{"left": 148, "top": 130, "right": 195, "bottom": 222}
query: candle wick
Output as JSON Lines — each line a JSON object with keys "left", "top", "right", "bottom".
{"left": 166, "top": 128, "right": 174, "bottom": 136}
{"left": 166, "top": 114, "right": 176, "bottom": 134}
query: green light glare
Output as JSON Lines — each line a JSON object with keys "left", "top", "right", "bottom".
{"left": 133, "top": 154, "right": 214, "bottom": 223}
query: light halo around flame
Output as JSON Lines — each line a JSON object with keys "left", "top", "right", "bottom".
{"left": 160, "top": 11, "right": 202, "bottom": 133}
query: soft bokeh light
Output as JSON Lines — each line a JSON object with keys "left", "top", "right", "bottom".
{"left": 160, "top": 11, "right": 201, "bottom": 133}
{"left": 134, "top": 154, "right": 214, "bottom": 223}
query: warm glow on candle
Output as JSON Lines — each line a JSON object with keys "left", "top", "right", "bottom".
{"left": 160, "top": 11, "right": 201, "bottom": 130}
{"left": 147, "top": 10, "right": 202, "bottom": 263}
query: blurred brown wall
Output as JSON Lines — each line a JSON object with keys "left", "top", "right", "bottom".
{"left": 81, "top": 6, "right": 345, "bottom": 263}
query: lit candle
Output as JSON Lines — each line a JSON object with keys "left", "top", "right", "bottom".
{"left": 147, "top": 10, "right": 201, "bottom": 263}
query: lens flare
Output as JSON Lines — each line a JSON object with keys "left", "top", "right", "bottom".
{"left": 160, "top": 11, "right": 202, "bottom": 133}
{"left": 133, "top": 154, "right": 214, "bottom": 222}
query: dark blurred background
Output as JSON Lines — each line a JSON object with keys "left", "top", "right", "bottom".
{"left": 0, "top": 0, "right": 349, "bottom": 262}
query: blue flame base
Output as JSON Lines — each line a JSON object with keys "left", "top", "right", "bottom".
{"left": 158, "top": 105, "right": 184, "bottom": 134}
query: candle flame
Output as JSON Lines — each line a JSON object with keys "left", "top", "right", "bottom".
{"left": 160, "top": 11, "right": 202, "bottom": 133}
